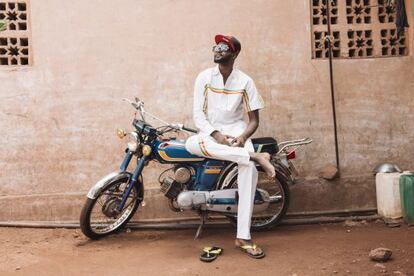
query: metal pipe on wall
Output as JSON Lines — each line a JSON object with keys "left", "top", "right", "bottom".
{"left": 326, "top": 0, "right": 340, "bottom": 173}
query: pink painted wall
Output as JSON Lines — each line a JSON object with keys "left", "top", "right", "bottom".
{"left": 0, "top": 0, "right": 413, "bottom": 221}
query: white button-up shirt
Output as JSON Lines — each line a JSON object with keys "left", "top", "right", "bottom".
{"left": 193, "top": 66, "right": 264, "bottom": 137}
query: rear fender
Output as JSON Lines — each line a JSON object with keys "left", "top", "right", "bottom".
{"left": 87, "top": 171, "right": 133, "bottom": 199}
{"left": 271, "top": 160, "right": 295, "bottom": 184}
{"left": 252, "top": 158, "right": 293, "bottom": 184}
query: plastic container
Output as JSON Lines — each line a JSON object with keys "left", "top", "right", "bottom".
{"left": 399, "top": 174, "right": 414, "bottom": 225}
{"left": 375, "top": 173, "right": 403, "bottom": 219}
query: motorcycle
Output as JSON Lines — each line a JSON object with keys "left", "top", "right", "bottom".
{"left": 80, "top": 98, "right": 312, "bottom": 239}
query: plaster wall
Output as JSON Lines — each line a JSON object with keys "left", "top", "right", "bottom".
{"left": 0, "top": 0, "right": 413, "bottom": 222}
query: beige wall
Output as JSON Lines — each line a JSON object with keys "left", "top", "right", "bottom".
{"left": 0, "top": 0, "right": 413, "bottom": 222}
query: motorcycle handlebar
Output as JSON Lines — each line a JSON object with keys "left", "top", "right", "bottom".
{"left": 124, "top": 98, "right": 198, "bottom": 134}
{"left": 182, "top": 126, "right": 198, "bottom": 133}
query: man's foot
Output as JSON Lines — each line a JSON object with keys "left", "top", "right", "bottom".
{"left": 235, "top": 239, "right": 265, "bottom": 259}
{"left": 200, "top": 246, "right": 223, "bottom": 262}
{"left": 249, "top": 152, "right": 276, "bottom": 178}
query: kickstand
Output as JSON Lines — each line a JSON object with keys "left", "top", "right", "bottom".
{"left": 194, "top": 211, "right": 208, "bottom": 240}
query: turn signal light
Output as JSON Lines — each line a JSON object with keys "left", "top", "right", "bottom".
{"left": 142, "top": 145, "right": 152, "bottom": 156}
{"left": 287, "top": 150, "right": 296, "bottom": 160}
{"left": 117, "top": 129, "right": 126, "bottom": 139}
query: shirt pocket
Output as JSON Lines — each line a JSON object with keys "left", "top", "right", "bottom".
{"left": 225, "top": 93, "right": 243, "bottom": 112}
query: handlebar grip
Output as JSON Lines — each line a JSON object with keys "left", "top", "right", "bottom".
{"left": 182, "top": 126, "right": 198, "bottom": 133}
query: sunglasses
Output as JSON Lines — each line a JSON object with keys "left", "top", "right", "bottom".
{"left": 212, "top": 44, "right": 231, "bottom": 53}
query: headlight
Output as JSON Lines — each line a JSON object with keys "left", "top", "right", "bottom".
{"left": 124, "top": 131, "right": 140, "bottom": 152}
{"left": 127, "top": 141, "right": 138, "bottom": 152}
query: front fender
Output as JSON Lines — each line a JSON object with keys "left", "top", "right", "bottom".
{"left": 86, "top": 171, "right": 133, "bottom": 199}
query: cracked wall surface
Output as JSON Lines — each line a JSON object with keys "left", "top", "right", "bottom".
{"left": 0, "top": 0, "right": 413, "bottom": 222}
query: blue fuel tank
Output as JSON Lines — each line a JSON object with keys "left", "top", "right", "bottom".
{"left": 155, "top": 139, "right": 205, "bottom": 163}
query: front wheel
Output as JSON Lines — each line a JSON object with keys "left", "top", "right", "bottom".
{"left": 222, "top": 168, "right": 290, "bottom": 231}
{"left": 80, "top": 176, "right": 143, "bottom": 239}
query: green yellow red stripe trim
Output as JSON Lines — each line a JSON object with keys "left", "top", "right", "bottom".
{"left": 207, "top": 85, "right": 246, "bottom": 95}
{"left": 204, "top": 85, "right": 252, "bottom": 112}
{"left": 198, "top": 139, "right": 211, "bottom": 157}
{"left": 242, "top": 91, "right": 251, "bottom": 112}
{"left": 203, "top": 85, "right": 209, "bottom": 113}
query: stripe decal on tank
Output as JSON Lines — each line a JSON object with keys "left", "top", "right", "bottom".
{"left": 204, "top": 169, "right": 221, "bottom": 174}
{"left": 158, "top": 151, "right": 204, "bottom": 162}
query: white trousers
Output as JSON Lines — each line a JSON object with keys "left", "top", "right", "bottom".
{"left": 185, "top": 135, "right": 258, "bottom": 240}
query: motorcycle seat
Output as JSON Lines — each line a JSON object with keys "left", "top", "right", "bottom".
{"left": 251, "top": 137, "right": 279, "bottom": 155}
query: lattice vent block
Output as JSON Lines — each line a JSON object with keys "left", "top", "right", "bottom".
{"left": 378, "top": 0, "right": 396, "bottom": 23}
{"left": 312, "top": 0, "right": 338, "bottom": 25}
{"left": 0, "top": 37, "right": 29, "bottom": 65}
{"left": 0, "top": 1, "right": 28, "bottom": 31}
{"left": 348, "top": 30, "right": 373, "bottom": 57}
{"left": 346, "top": 0, "right": 371, "bottom": 24}
{"left": 380, "top": 29, "right": 406, "bottom": 56}
{"left": 313, "top": 31, "right": 341, "bottom": 58}
{"left": 310, "top": 0, "right": 409, "bottom": 59}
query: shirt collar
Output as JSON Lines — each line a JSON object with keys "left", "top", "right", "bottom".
{"left": 212, "top": 65, "right": 238, "bottom": 77}
{"left": 213, "top": 65, "right": 220, "bottom": 76}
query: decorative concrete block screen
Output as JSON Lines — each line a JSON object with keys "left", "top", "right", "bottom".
{"left": 311, "top": 0, "right": 408, "bottom": 59}
{"left": 0, "top": 0, "right": 30, "bottom": 66}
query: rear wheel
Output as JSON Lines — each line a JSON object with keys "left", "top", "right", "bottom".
{"left": 80, "top": 176, "right": 143, "bottom": 239}
{"left": 221, "top": 167, "right": 290, "bottom": 231}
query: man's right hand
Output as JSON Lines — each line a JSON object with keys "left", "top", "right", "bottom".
{"left": 211, "top": 131, "right": 234, "bottom": 146}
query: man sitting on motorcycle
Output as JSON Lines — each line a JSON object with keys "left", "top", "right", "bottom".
{"left": 185, "top": 34, "right": 275, "bottom": 259}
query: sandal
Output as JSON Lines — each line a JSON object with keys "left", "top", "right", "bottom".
{"left": 236, "top": 243, "right": 265, "bottom": 259}
{"left": 200, "top": 246, "right": 223, "bottom": 262}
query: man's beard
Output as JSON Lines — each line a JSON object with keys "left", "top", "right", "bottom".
{"left": 214, "top": 55, "right": 232, "bottom": 64}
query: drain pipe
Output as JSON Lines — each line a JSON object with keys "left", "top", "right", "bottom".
{"left": 326, "top": 0, "right": 340, "bottom": 173}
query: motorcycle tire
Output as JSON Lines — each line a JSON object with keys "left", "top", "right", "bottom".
{"left": 80, "top": 176, "right": 143, "bottom": 240}
{"left": 224, "top": 170, "right": 290, "bottom": 231}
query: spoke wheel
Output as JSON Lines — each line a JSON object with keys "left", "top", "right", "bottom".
{"left": 80, "top": 176, "right": 143, "bottom": 239}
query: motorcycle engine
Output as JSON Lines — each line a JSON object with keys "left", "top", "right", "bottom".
{"left": 160, "top": 176, "right": 181, "bottom": 199}
{"left": 160, "top": 166, "right": 192, "bottom": 199}
{"left": 174, "top": 166, "right": 191, "bottom": 184}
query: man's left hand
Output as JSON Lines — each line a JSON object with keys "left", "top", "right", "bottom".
{"left": 231, "top": 136, "right": 246, "bottom": 147}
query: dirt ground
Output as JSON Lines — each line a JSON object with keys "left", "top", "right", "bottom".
{"left": 0, "top": 221, "right": 413, "bottom": 276}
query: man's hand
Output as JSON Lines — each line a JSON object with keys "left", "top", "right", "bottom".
{"left": 211, "top": 131, "right": 234, "bottom": 146}
{"left": 231, "top": 136, "right": 246, "bottom": 147}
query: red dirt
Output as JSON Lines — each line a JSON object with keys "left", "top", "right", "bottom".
{"left": 0, "top": 221, "right": 413, "bottom": 275}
